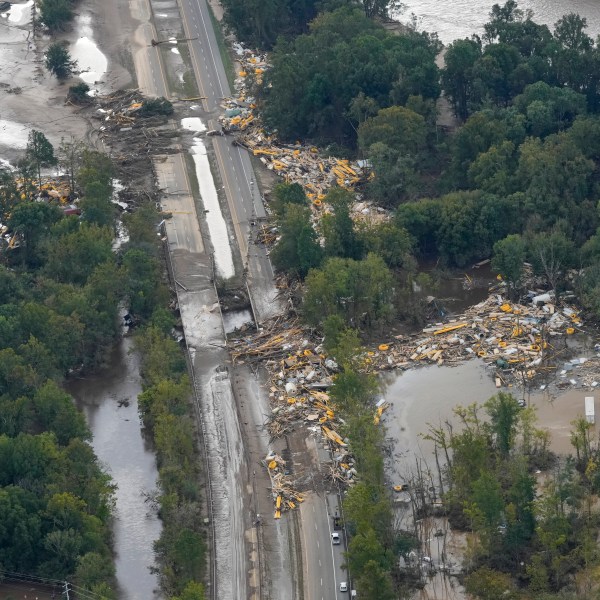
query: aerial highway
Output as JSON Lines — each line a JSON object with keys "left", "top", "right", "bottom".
{"left": 134, "top": 0, "right": 346, "bottom": 595}
{"left": 174, "top": 1, "right": 348, "bottom": 596}
{"left": 179, "top": 0, "right": 279, "bottom": 321}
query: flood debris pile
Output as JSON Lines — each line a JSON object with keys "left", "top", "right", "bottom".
{"left": 230, "top": 320, "right": 362, "bottom": 515}
{"left": 412, "top": 294, "right": 586, "bottom": 387}
{"left": 236, "top": 134, "right": 372, "bottom": 203}
{"left": 229, "top": 292, "right": 593, "bottom": 515}
{"left": 264, "top": 452, "right": 304, "bottom": 519}
{"left": 218, "top": 44, "right": 372, "bottom": 214}
{"left": 89, "top": 90, "right": 179, "bottom": 205}
{"left": 1, "top": 176, "right": 80, "bottom": 250}
{"left": 92, "top": 91, "right": 179, "bottom": 162}
{"left": 218, "top": 42, "right": 267, "bottom": 134}
{"left": 556, "top": 353, "right": 600, "bottom": 389}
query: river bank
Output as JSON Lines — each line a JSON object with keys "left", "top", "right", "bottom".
{"left": 66, "top": 336, "right": 162, "bottom": 600}
{"left": 395, "top": 0, "right": 600, "bottom": 44}
{"left": 0, "top": 0, "right": 168, "bottom": 596}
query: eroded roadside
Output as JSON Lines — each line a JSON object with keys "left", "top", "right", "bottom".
{"left": 134, "top": 0, "right": 299, "bottom": 598}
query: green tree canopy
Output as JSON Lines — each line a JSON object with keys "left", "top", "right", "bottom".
{"left": 45, "top": 42, "right": 76, "bottom": 78}
{"left": 262, "top": 6, "right": 440, "bottom": 144}
{"left": 26, "top": 130, "right": 56, "bottom": 190}
{"left": 271, "top": 204, "right": 323, "bottom": 278}
{"left": 303, "top": 253, "right": 394, "bottom": 329}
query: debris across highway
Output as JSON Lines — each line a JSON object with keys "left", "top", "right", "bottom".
{"left": 264, "top": 452, "right": 304, "bottom": 519}
{"left": 218, "top": 44, "right": 373, "bottom": 211}
{"left": 228, "top": 289, "right": 596, "bottom": 516}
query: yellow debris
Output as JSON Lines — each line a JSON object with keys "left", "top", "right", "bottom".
{"left": 432, "top": 323, "right": 469, "bottom": 335}
{"left": 321, "top": 425, "right": 347, "bottom": 447}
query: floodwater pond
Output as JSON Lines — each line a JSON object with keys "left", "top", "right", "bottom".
{"left": 381, "top": 341, "right": 599, "bottom": 600}
{"left": 381, "top": 351, "right": 598, "bottom": 482}
{"left": 66, "top": 336, "right": 162, "bottom": 600}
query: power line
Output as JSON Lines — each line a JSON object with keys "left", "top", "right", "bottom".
{"left": 0, "top": 569, "right": 112, "bottom": 600}
{"left": 0, "top": 568, "right": 63, "bottom": 585}
{"left": 66, "top": 584, "right": 109, "bottom": 600}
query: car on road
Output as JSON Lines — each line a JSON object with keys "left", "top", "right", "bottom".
{"left": 339, "top": 581, "right": 348, "bottom": 592}
{"left": 331, "top": 532, "right": 341, "bottom": 545}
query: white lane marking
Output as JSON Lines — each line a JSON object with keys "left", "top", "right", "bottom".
{"left": 197, "top": 0, "right": 225, "bottom": 96}
{"left": 236, "top": 147, "right": 259, "bottom": 215}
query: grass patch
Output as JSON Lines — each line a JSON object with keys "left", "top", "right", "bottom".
{"left": 207, "top": 5, "right": 236, "bottom": 91}
{"left": 178, "top": 42, "right": 200, "bottom": 98}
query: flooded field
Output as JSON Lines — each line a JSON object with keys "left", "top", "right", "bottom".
{"left": 381, "top": 335, "right": 599, "bottom": 600}
{"left": 71, "top": 14, "right": 109, "bottom": 92}
{"left": 67, "top": 337, "right": 162, "bottom": 600}
{"left": 381, "top": 347, "right": 599, "bottom": 483}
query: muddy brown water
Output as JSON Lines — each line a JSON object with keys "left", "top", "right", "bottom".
{"left": 66, "top": 336, "right": 162, "bottom": 600}
{"left": 381, "top": 353, "right": 599, "bottom": 483}
{"left": 420, "top": 261, "right": 495, "bottom": 319}
{"left": 381, "top": 340, "right": 599, "bottom": 600}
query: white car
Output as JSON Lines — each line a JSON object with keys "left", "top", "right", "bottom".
{"left": 339, "top": 581, "right": 348, "bottom": 592}
{"left": 331, "top": 532, "right": 341, "bottom": 545}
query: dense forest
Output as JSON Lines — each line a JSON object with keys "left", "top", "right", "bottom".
{"left": 425, "top": 397, "right": 600, "bottom": 600}
{"left": 219, "top": 0, "right": 401, "bottom": 48}
{"left": 218, "top": 1, "right": 600, "bottom": 598}
{"left": 0, "top": 131, "right": 205, "bottom": 598}
{"left": 0, "top": 140, "right": 123, "bottom": 597}
{"left": 218, "top": 0, "right": 600, "bottom": 332}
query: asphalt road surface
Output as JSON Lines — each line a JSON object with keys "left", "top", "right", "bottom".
{"left": 180, "top": 0, "right": 280, "bottom": 322}
{"left": 176, "top": 3, "right": 347, "bottom": 596}
{"left": 134, "top": 0, "right": 341, "bottom": 596}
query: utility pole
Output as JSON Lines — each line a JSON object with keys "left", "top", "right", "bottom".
{"left": 63, "top": 581, "right": 70, "bottom": 600}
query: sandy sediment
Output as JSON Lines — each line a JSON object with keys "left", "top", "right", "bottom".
{"left": 0, "top": 0, "right": 139, "bottom": 162}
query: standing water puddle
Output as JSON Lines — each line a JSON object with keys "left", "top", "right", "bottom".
{"left": 67, "top": 336, "right": 162, "bottom": 600}
{"left": 222, "top": 308, "right": 253, "bottom": 334}
{"left": 71, "top": 14, "right": 108, "bottom": 91}
{"left": 0, "top": 119, "right": 29, "bottom": 150}
{"left": 6, "top": 0, "right": 33, "bottom": 24}
{"left": 182, "top": 117, "right": 235, "bottom": 279}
